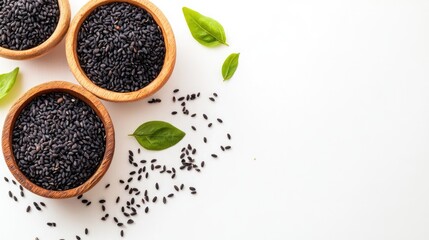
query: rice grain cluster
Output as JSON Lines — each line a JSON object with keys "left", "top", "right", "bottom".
{"left": 0, "top": 0, "right": 60, "bottom": 50}
{"left": 77, "top": 2, "right": 166, "bottom": 93}
{"left": 11, "top": 92, "right": 106, "bottom": 191}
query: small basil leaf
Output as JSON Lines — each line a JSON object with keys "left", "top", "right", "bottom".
{"left": 182, "top": 7, "right": 228, "bottom": 47}
{"left": 0, "top": 67, "right": 19, "bottom": 100}
{"left": 222, "top": 53, "right": 240, "bottom": 81}
{"left": 130, "top": 121, "right": 186, "bottom": 151}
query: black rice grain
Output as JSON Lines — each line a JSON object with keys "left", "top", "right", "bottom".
{"left": 11, "top": 92, "right": 106, "bottom": 191}
{"left": 34, "top": 202, "right": 41, "bottom": 211}
{"left": 148, "top": 98, "right": 161, "bottom": 104}
{"left": 0, "top": 0, "right": 60, "bottom": 50}
{"left": 77, "top": 2, "right": 166, "bottom": 93}
{"left": 47, "top": 222, "right": 56, "bottom": 227}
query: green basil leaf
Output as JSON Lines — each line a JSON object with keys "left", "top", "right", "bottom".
{"left": 182, "top": 7, "right": 228, "bottom": 47}
{"left": 0, "top": 67, "right": 19, "bottom": 100}
{"left": 222, "top": 53, "right": 240, "bottom": 81}
{"left": 130, "top": 121, "right": 186, "bottom": 151}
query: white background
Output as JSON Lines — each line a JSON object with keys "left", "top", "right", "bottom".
{"left": 1, "top": 0, "right": 429, "bottom": 239}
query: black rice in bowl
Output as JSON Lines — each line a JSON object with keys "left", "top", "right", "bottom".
{"left": 77, "top": 2, "right": 166, "bottom": 93}
{"left": 0, "top": 0, "right": 60, "bottom": 50}
{"left": 11, "top": 92, "right": 106, "bottom": 191}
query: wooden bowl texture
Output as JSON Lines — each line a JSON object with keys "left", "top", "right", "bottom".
{"left": 0, "top": 0, "right": 71, "bottom": 60}
{"left": 66, "top": 0, "right": 176, "bottom": 102}
{"left": 1, "top": 81, "right": 115, "bottom": 198}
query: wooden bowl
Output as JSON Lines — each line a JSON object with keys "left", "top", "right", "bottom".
{"left": 1, "top": 81, "right": 115, "bottom": 199}
{"left": 0, "top": 0, "right": 71, "bottom": 60}
{"left": 66, "top": 0, "right": 176, "bottom": 102}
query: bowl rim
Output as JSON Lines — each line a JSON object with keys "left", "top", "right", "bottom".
{"left": 1, "top": 81, "right": 115, "bottom": 199}
{"left": 0, "top": 0, "right": 71, "bottom": 60}
{"left": 65, "top": 0, "right": 176, "bottom": 102}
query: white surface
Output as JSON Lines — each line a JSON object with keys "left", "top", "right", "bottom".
{"left": 1, "top": 0, "right": 429, "bottom": 239}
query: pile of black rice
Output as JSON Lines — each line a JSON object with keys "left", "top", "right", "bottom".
{"left": 77, "top": 2, "right": 166, "bottom": 93}
{"left": 11, "top": 92, "right": 106, "bottom": 191}
{"left": 0, "top": 0, "right": 60, "bottom": 50}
